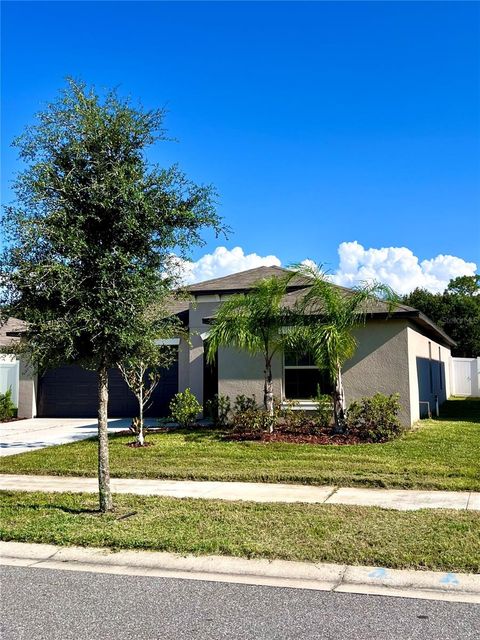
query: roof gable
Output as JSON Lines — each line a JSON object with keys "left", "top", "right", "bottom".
{"left": 186, "top": 265, "right": 300, "bottom": 294}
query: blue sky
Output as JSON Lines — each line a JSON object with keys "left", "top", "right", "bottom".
{"left": 2, "top": 1, "right": 479, "bottom": 292}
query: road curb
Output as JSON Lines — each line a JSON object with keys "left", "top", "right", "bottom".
{"left": 1, "top": 541, "right": 479, "bottom": 603}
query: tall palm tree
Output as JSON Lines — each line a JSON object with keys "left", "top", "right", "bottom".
{"left": 292, "top": 264, "right": 398, "bottom": 432}
{"left": 206, "top": 275, "right": 295, "bottom": 424}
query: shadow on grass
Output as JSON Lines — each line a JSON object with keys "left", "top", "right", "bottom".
{"left": 10, "top": 502, "right": 101, "bottom": 515}
{"left": 106, "top": 427, "right": 226, "bottom": 444}
{"left": 436, "top": 399, "right": 480, "bottom": 423}
{"left": 171, "top": 429, "right": 227, "bottom": 443}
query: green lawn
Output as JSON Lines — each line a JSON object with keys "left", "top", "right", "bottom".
{"left": 2, "top": 398, "right": 479, "bottom": 491}
{"left": 1, "top": 491, "right": 479, "bottom": 573}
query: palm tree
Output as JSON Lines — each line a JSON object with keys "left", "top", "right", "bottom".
{"left": 206, "top": 275, "right": 295, "bottom": 425}
{"left": 292, "top": 263, "right": 398, "bottom": 433}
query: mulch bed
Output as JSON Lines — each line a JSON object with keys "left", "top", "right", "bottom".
{"left": 117, "top": 427, "right": 178, "bottom": 437}
{"left": 0, "top": 417, "right": 27, "bottom": 423}
{"left": 125, "top": 441, "right": 155, "bottom": 448}
{"left": 116, "top": 425, "right": 364, "bottom": 445}
{"left": 226, "top": 430, "right": 363, "bottom": 445}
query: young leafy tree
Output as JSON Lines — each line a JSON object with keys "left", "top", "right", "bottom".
{"left": 1, "top": 79, "right": 221, "bottom": 511}
{"left": 118, "top": 352, "right": 170, "bottom": 446}
{"left": 206, "top": 275, "right": 294, "bottom": 426}
{"left": 118, "top": 307, "right": 186, "bottom": 446}
{"left": 292, "top": 264, "right": 397, "bottom": 433}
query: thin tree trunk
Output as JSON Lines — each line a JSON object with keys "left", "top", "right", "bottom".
{"left": 98, "top": 365, "right": 113, "bottom": 512}
{"left": 264, "top": 361, "right": 274, "bottom": 432}
{"left": 138, "top": 380, "right": 144, "bottom": 446}
{"left": 333, "top": 362, "right": 347, "bottom": 434}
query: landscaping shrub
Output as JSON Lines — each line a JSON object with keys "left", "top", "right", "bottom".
{"left": 279, "top": 401, "right": 312, "bottom": 432}
{"left": 231, "top": 407, "right": 277, "bottom": 434}
{"left": 0, "top": 388, "right": 16, "bottom": 421}
{"left": 229, "top": 395, "right": 277, "bottom": 433}
{"left": 169, "top": 388, "right": 202, "bottom": 428}
{"left": 205, "top": 393, "right": 231, "bottom": 427}
{"left": 315, "top": 393, "right": 333, "bottom": 427}
{"left": 346, "top": 393, "right": 403, "bottom": 442}
{"left": 232, "top": 394, "right": 257, "bottom": 414}
{"left": 277, "top": 394, "right": 332, "bottom": 434}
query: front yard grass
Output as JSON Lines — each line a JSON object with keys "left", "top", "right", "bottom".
{"left": 1, "top": 491, "right": 479, "bottom": 573}
{"left": 2, "top": 399, "right": 479, "bottom": 491}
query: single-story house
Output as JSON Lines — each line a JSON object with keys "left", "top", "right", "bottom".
{"left": 1, "top": 266, "right": 455, "bottom": 425}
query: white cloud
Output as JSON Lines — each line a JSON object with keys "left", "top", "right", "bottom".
{"left": 177, "top": 246, "right": 281, "bottom": 285}
{"left": 331, "top": 241, "right": 477, "bottom": 294}
{"left": 173, "top": 242, "right": 476, "bottom": 294}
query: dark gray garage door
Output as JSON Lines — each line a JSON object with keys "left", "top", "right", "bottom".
{"left": 37, "top": 361, "right": 178, "bottom": 418}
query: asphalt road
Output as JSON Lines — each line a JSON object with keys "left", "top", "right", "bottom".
{"left": 1, "top": 566, "right": 479, "bottom": 640}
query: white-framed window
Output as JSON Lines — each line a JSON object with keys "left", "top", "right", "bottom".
{"left": 283, "top": 350, "right": 331, "bottom": 400}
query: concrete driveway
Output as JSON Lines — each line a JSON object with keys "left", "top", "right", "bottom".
{"left": 0, "top": 418, "right": 156, "bottom": 457}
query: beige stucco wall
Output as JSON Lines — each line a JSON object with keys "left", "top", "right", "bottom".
{"left": 217, "top": 347, "right": 282, "bottom": 404}
{"left": 18, "top": 358, "right": 37, "bottom": 418}
{"left": 406, "top": 325, "right": 452, "bottom": 423}
{"left": 182, "top": 296, "right": 283, "bottom": 410}
{"left": 180, "top": 295, "right": 285, "bottom": 411}
{"left": 213, "top": 318, "right": 416, "bottom": 426}
{"left": 176, "top": 295, "right": 452, "bottom": 426}
{"left": 179, "top": 298, "right": 222, "bottom": 408}
{"left": 341, "top": 320, "right": 412, "bottom": 426}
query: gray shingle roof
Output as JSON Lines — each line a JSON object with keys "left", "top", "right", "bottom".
{"left": 164, "top": 298, "right": 190, "bottom": 316}
{"left": 280, "top": 287, "right": 418, "bottom": 314}
{"left": 193, "top": 268, "right": 455, "bottom": 348}
{"left": 0, "top": 269, "right": 455, "bottom": 349}
{"left": 186, "top": 265, "right": 308, "bottom": 293}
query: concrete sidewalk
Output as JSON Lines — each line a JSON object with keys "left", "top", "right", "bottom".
{"left": 1, "top": 541, "right": 479, "bottom": 603}
{"left": 0, "top": 474, "right": 478, "bottom": 511}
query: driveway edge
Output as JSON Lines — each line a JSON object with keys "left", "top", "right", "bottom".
{"left": 1, "top": 541, "right": 479, "bottom": 604}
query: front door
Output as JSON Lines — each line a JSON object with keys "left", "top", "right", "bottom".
{"left": 203, "top": 348, "right": 218, "bottom": 413}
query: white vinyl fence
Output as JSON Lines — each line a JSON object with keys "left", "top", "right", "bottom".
{"left": 451, "top": 357, "right": 480, "bottom": 397}
{"left": 0, "top": 356, "right": 20, "bottom": 408}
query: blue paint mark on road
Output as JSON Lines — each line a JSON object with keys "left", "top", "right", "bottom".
{"left": 440, "top": 573, "right": 459, "bottom": 585}
{"left": 368, "top": 568, "right": 389, "bottom": 579}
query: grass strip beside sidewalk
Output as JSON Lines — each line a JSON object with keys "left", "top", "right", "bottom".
{"left": 1, "top": 491, "right": 479, "bottom": 574}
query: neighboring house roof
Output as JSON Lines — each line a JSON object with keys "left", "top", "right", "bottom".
{"left": 0, "top": 317, "right": 27, "bottom": 348}
{"left": 195, "top": 267, "right": 456, "bottom": 349}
